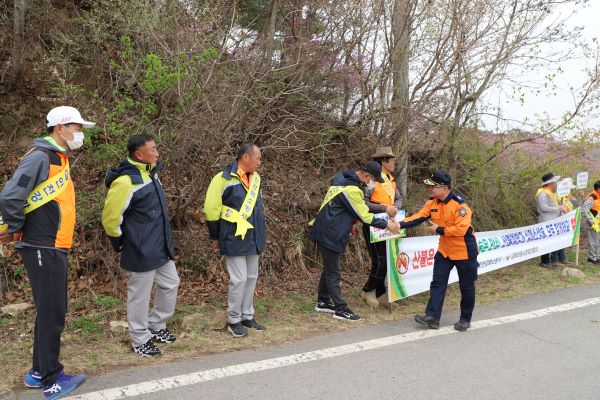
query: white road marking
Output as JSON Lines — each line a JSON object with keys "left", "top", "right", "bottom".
{"left": 66, "top": 297, "right": 600, "bottom": 400}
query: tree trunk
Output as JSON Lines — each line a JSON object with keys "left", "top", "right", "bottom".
{"left": 390, "top": 0, "right": 412, "bottom": 199}
{"left": 264, "top": 0, "right": 278, "bottom": 61}
{"left": 9, "top": 0, "right": 29, "bottom": 88}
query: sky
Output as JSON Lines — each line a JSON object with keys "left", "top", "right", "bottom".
{"left": 481, "top": 1, "right": 600, "bottom": 134}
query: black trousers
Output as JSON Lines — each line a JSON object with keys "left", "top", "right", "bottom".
{"left": 317, "top": 245, "right": 348, "bottom": 310}
{"left": 19, "top": 247, "right": 68, "bottom": 386}
{"left": 361, "top": 224, "right": 387, "bottom": 297}
{"left": 425, "top": 252, "right": 478, "bottom": 322}
{"left": 541, "top": 250, "right": 564, "bottom": 264}
{"left": 540, "top": 253, "right": 551, "bottom": 264}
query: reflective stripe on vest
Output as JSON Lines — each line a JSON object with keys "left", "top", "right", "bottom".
{"left": 0, "top": 160, "right": 71, "bottom": 233}
{"left": 370, "top": 173, "right": 395, "bottom": 206}
{"left": 308, "top": 185, "right": 350, "bottom": 226}
{"left": 381, "top": 173, "right": 396, "bottom": 203}
{"left": 561, "top": 196, "right": 574, "bottom": 212}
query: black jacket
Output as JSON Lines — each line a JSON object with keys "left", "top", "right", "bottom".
{"left": 102, "top": 158, "right": 175, "bottom": 272}
{"left": 309, "top": 170, "right": 387, "bottom": 253}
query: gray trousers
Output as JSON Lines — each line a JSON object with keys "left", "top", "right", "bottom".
{"left": 588, "top": 229, "right": 600, "bottom": 261}
{"left": 226, "top": 255, "right": 259, "bottom": 324}
{"left": 127, "top": 260, "right": 180, "bottom": 346}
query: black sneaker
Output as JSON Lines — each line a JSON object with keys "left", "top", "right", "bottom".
{"left": 333, "top": 309, "right": 361, "bottom": 321}
{"left": 415, "top": 314, "right": 440, "bottom": 329}
{"left": 132, "top": 339, "right": 161, "bottom": 357}
{"left": 227, "top": 322, "right": 248, "bottom": 338}
{"left": 149, "top": 328, "right": 176, "bottom": 344}
{"left": 540, "top": 263, "right": 556, "bottom": 269}
{"left": 315, "top": 300, "right": 336, "bottom": 313}
{"left": 454, "top": 319, "right": 471, "bottom": 332}
{"left": 241, "top": 319, "right": 266, "bottom": 332}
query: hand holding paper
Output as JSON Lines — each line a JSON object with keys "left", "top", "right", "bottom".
{"left": 386, "top": 206, "right": 398, "bottom": 218}
{"left": 369, "top": 210, "right": 406, "bottom": 243}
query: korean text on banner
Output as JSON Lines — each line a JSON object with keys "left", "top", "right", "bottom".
{"left": 387, "top": 209, "right": 581, "bottom": 302}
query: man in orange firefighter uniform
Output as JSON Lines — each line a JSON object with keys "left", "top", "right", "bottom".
{"left": 399, "top": 169, "right": 479, "bottom": 332}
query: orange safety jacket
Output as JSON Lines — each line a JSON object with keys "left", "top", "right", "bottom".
{"left": 0, "top": 139, "right": 76, "bottom": 249}
{"left": 369, "top": 173, "right": 396, "bottom": 206}
{"left": 23, "top": 148, "right": 75, "bottom": 249}
{"left": 588, "top": 190, "right": 600, "bottom": 217}
{"left": 400, "top": 192, "right": 478, "bottom": 260}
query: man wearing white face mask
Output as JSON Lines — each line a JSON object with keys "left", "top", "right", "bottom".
{"left": 0, "top": 106, "right": 94, "bottom": 399}
{"left": 309, "top": 161, "right": 401, "bottom": 321}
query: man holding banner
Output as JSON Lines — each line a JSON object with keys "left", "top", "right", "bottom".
{"left": 0, "top": 106, "right": 94, "bottom": 398}
{"left": 361, "top": 147, "right": 403, "bottom": 308}
{"left": 536, "top": 173, "right": 568, "bottom": 269}
{"left": 583, "top": 181, "right": 600, "bottom": 264}
{"left": 204, "top": 143, "right": 267, "bottom": 337}
{"left": 399, "top": 170, "right": 479, "bottom": 332}
{"left": 309, "top": 161, "right": 400, "bottom": 321}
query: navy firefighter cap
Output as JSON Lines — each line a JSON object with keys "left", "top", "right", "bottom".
{"left": 424, "top": 169, "right": 451, "bottom": 186}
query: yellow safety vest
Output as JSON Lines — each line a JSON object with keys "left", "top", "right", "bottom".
{"left": 587, "top": 191, "right": 600, "bottom": 232}
{"left": 219, "top": 173, "right": 261, "bottom": 240}
{"left": 560, "top": 196, "right": 574, "bottom": 212}
{"left": 536, "top": 187, "right": 557, "bottom": 202}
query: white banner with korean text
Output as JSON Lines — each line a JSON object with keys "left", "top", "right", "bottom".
{"left": 386, "top": 209, "right": 582, "bottom": 302}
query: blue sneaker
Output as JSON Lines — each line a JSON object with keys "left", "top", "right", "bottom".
{"left": 42, "top": 372, "right": 86, "bottom": 400}
{"left": 23, "top": 369, "right": 42, "bottom": 388}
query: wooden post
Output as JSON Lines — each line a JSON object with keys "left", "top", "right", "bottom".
{"left": 576, "top": 200, "right": 583, "bottom": 268}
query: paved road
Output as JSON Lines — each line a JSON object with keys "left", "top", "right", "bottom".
{"left": 8, "top": 283, "right": 600, "bottom": 400}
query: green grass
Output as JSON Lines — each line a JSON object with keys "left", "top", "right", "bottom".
{"left": 95, "top": 295, "right": 121, "bottom": 309}
{"left": 211, "top": 299, "right": 224, "bottom": 308}
{"left": 567, "top": 276, "right": 582, "bottom": 284}
{"left": 72, "top": 316, "right": 103, "bottom": 334}
{"left": 254, "top": 299, "right": 267, "bottom": 317}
